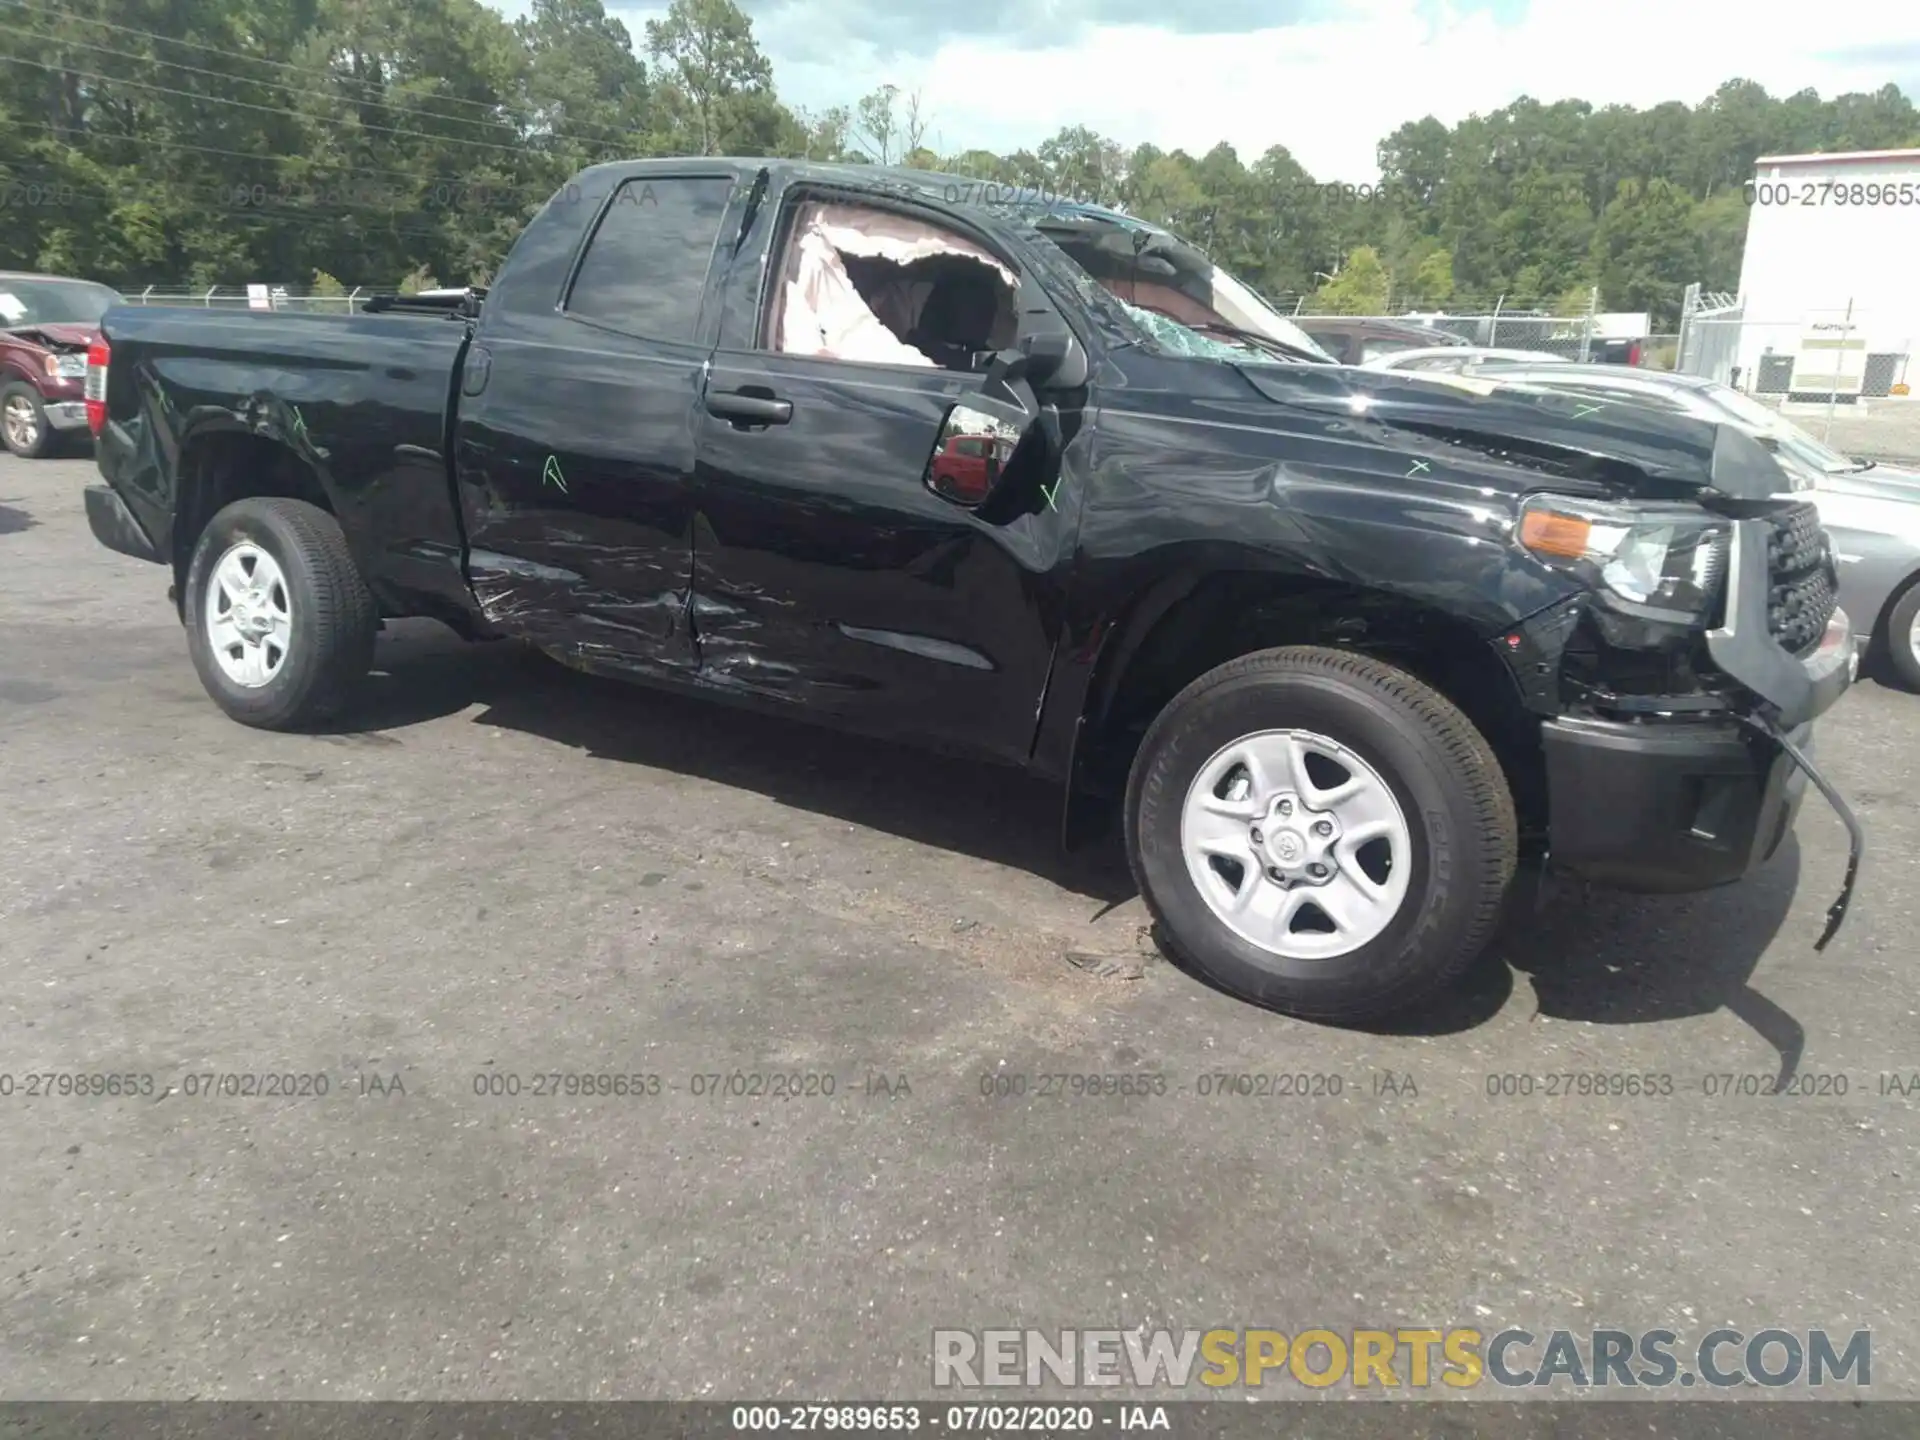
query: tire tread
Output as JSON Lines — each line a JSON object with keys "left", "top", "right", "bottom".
{"left": 1125, "top": 644, "right": 1517, "bottom": 1021}
{"left": 186, "top": 497, "right": 376, "bottom": 729}
{"left": 1885, "top": 584, "right": 1920, "bottom": 693}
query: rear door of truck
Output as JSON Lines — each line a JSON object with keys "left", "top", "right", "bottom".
{"left": 451, "top": 168, "right": 744, "bottom": 675}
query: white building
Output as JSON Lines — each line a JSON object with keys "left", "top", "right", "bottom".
{"left": 1732, "top": 147, "right": 1920, "bottom": 398}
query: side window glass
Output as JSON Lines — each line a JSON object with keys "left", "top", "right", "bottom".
{"left": 764, "top": 200, "right": 1020, "bottom": 373}
{"left": 566, "top": 176, "right": 735, "bottom": 341}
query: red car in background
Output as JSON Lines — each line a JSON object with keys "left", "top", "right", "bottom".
{"left": 1, "top": 272, "right": 124, "bottom": 458}
{"left": 928, "top": 430, "right": 1016, "bottom": 504}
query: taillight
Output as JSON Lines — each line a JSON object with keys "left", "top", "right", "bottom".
{"left": 85, "top": 338, "right": 110, "bottom": 434}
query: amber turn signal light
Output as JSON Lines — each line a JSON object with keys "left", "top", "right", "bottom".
{"left": 1518, "top": 509, "right": 1590, "bottom": 559}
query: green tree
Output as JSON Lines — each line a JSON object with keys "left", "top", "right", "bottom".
{"left": 1590, "top": 178, "right": 1703, "bottom": 325}
{"left": 1037, "top": 124, "right": 1128, "bottom": 205}
{"left": 1694, "top": 187, "right": 1750, "bottom": 293}
{"left": 517, "top": 0, "right": 651, "bottom": 166}
{"left": 1308, "top": 246, "right": 1390, "bottom": 314}
{"left": 791, "top": 105, "right": 854, "bottom": 161}
{"left": 851, "top": 84, "right": 931, "bottom": 165}
{"left": 644, "top": 0, "right": 774, "bottom": 156}
{"left": 0, "top": 0, "right": 1911, "bottom": 315}
{"left": 1409, "top": 246, "right": 1455, "bottom": 306}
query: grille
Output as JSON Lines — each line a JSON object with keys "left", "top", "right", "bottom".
{"left": 1765, "top": 502, "right": 1836, "bottom": 655}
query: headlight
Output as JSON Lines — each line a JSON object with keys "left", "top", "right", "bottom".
{"left": 1517, "top": 495, "right": 1728, "bottom": 621}
{"left": 46, "top": 353, "right": 86, "bottom": 379}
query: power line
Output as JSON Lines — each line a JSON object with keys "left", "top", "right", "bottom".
{"left": 0, "top": 166, "right": 542, "bottom": 245}
{"left": 3, "top": 16, "right": 526, "bottom": 145}
{"left": 0, "top": 0, "right": 653, "bottom": 151}
{"left": 0, "top": 48, "right": 568, "bottom": 161}
{"left": 0, "top": 184, "right": 468, "bottom": 246}
{"left": 0, "top": 114, "right": 570, "bottom": 191}
{"left": 0, "top": 165, "right": 535, "bottom": 221}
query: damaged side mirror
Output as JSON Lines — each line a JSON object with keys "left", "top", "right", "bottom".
{"left": 925, "top": 402, "right": 1031, "bottom": 508}
{"left": 1018, "top": 330, "right": 1088, "bottom": 389}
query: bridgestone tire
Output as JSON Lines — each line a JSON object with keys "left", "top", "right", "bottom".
{"left": 1125, "top": 646, "right": 1518, "bottom": 1023}
{"left": 183, "top": 497, "right": 377, "bottom": 730}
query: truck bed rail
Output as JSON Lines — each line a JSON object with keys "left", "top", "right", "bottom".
{"left": 362, "top": 287, "right": 487, "bottom": 319}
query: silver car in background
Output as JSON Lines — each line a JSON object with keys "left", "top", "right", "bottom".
{"left": 1467, "top": 363, "right": 1920, "bottom": 692}
{"left": 1359, "top": 345, "right": 1572, "bottom": 373}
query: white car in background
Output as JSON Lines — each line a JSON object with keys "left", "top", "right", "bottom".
{"left": 1359, "top": 346, "right": 1572, "bottom": 373}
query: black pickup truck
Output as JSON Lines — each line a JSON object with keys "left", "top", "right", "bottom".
{"left": 83, "top": 158, "right": 1862, "bottom": 1023}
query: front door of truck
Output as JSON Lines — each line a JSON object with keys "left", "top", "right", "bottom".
{"left": 687, "top": 187, "right": 1084, "bottom": 764}
{"left": 452, "top": 172, "right": 739, "bottom": 678}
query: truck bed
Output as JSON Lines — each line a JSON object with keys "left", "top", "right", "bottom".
{"left": 94, "top": 303, "right": 476, "bottom": 625}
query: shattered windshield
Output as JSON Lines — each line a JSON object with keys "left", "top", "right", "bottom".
{"left": 1119, "top": 301, "right": 1273, "bottom": 363}
{"left": 1023, "top": 204, "right": 1333, "bottom": 366}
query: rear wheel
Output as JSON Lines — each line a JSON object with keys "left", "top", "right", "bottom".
{"left": 1887, "top": 583, "right": 1920, "bottom": 693}
{"left": 183, "top": 497, "right": 377, "bottom": 729}
{"left": 1, "top": 383, "right": 54, "bottom": 458}
{"left": 1125, "top": 646, "right": 1517, "bottom": 1023}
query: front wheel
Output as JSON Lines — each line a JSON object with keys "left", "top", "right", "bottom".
{"left": 182, "top": 497, "right": 378, "bottom": 729}
{"left": 1126, "top": 646, "right": 1517, "bottom": 1023}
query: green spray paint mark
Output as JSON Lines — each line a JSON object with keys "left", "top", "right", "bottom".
{"left": 1572, "top": 403, "right": 1603, "bottom": 419}
{"left": 288, "top": 405, "right": 307, "bottom": 441}
{"left": 1040, "top": 480, "right": 1062, "bottom": 512}
{"left": 542, "top": 455, "right": 568, "bottom": 494}
{"left": 1407, "top": 459, "right": 1431, "bottom": 476}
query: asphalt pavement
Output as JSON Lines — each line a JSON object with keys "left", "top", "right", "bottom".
{"left": 1, "top": 452, "right": 1916, "bottom": 1401}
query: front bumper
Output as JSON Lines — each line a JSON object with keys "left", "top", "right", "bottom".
{"left": 1543, "top": 712, "right": 1811, "bottom": 892}
{"left": 1542, "top": 606, "right": 1855, "bottom": 895}
{"left": 42, "top": 400, "right": 89, "bottom": 431}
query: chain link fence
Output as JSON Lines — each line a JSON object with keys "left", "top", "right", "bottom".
{"left": 1675, "top": 283, "right": 1913, "bottom": 400}
{"left": 1276, "top": 290, "right": 1653, "bottom": 363}
{"left": 119, "top": 285, "right": 373, "bottom": 314}
{"left": 1672, "top": 283, "right": 1918, "bottom": 454}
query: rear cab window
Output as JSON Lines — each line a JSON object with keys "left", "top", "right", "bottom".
{"left": 564, "top": 176, "right": 737, "bottom": 341}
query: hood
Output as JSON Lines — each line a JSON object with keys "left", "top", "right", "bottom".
{"left": 1816, "top": 461, "right": 1920, "bottom": 504}
{"left": 2, "top": 322, "right": 99, "bottom": 352}
{"left": 1235, "top": 362, "right": 1793, "bottom": 502}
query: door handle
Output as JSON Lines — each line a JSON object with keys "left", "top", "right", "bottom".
{"left": 706, "top": 389, "right": 792, "bottom": 427}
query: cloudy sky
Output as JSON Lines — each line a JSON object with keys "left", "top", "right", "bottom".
{"left": 487, "top": 0, "right": 1920, "bottom": 180}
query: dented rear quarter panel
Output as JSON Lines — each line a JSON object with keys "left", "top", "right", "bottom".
{"left": 93, "top": 305, "right": 472, "bottom": 615}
